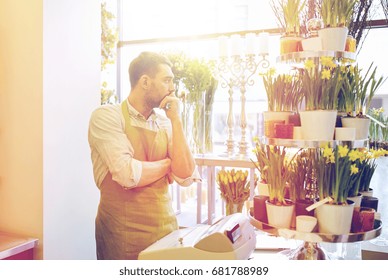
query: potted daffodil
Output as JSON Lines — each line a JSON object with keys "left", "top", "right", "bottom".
{"left": 299, "top": 57, "right": 343, "bottom": 140}
{"left": 252, "top": 139, "right": 296, "bottom": 228}
{"left": 271, "top": 0, "right": 306, "bottom": 54}
{"left": 314, "top": 144, "right": 359, "bottom": 234}
{"left": 341, "top": 62, "right": 387, "bottom": 140}
{"left": 261, "top": 68, "right": 302, "bottom": 138}
{"left": 319, "top": 0, "right": 356, "bottom": 51}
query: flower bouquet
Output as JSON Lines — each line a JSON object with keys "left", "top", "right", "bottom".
{"left": 216, "top": 169, "right": 257, "bottom": 215}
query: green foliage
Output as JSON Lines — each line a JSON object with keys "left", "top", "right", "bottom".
{"left": 252, "top": 139, "right": 296, "bottom": 205}
{"left": 101, "top": 2, "right": 118, "bottom": 71}
{"left": 262, "top": 68, "right": 302, "bottom": 112}
{"left": 288, "top": 149, "right": 315, "bottom": 201}
{"left": 369, "top": 107, "right": 388, "bottom": 142}
{"left": 300, "top": 57, "right": 343, "bottom": 110}
{"left": 321, "top": 0, "right": 356, "bottom": 28}
{"left": 182, "top": 58, "right": 213, "bottom": 103}
{"left": 162, "top": 52, "right": 216, "bottom": 154}
{"left": 271, "top": 0, "right": 306, "bottom": 35}
{"left": 101, "top": 2, "right": 118, "bottom": 105}
{"left": 355, "top": 63, "right": 387, "bottom": 117}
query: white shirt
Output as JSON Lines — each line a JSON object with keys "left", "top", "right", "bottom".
{"left": 88, "top": 100, "right": 201, "bottom": 189}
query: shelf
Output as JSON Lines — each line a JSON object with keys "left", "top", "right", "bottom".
{"left": 262, "top": 137, "right": 369, "bottom": 149}
{"left": 276, "top": 50, "right": 356, "bottom": 64}
{"left": 248, "top": 209, "right": 382, "bottom": 244}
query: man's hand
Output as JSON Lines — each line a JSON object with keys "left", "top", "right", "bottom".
{"left": 159, "top": 93, "right": 180, "bottom": 120}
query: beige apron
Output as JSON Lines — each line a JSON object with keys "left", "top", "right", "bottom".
{"left": 95, "top": 102, "right": 178, "bottom": 260}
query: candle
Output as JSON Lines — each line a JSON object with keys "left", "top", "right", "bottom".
{"left": 218, "top": 35, "right": 228, "bottom": 57}
{"left": 230, "top": 34, "right": 242, "bottom": 56}
{"left": 245, "top": 33, "right": 256, "bottom": 55}
{"left": 258, "top": 32, "right": 269, "bottom": 55}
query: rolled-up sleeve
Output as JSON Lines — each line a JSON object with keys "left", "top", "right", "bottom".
{"left": 88, "top": 105, "right": 142, "bottom": 189}
{"left": 172, "top": 167, "right": 202, "bottom": 187}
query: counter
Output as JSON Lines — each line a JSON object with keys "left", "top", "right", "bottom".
{"left": 0, "top": 232, "right": 38, "bottom": 260}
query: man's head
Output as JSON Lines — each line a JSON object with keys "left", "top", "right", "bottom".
{"left": 128, "top": 52, "right": 175, "bottom": 114}
{"left": 128, "top": 52, "right": 172, "bottom": 89}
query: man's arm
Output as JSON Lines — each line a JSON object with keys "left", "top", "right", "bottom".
{"left": 169, "top": 118, "right": 196, "bottom": 178}
{"left": 137, "top": 158, "right": 171, "bottom": 187}
{"left": 160, "top": 96, "right": 196, "bottom": 178}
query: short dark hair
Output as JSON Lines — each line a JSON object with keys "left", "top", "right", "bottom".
{"left": 128, "top": 52, "right": 172, "bottom": 89}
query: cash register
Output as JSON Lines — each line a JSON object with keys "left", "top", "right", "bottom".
{"left": 138, "top": 213, "right": 256, "bottom": 260}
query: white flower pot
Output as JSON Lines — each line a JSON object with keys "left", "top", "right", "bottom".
{"left": 293, "top": 126, "right": 303, "bottom": 140}
{"left": 348, "top": 193, "right": 363, "bottom": 208}
{"left": 360, "top": 188, "right": 373, "bottom": 197}
{"left": 335, "top": 127, "right": 356, "bottom": 141}
{"left": 257, "top": 181, "right": 269, "bottom": 196}
{"left": 316, "top": 200, "right": 355, "bottom": 235}
{"left": 265, "top": 199, "right": 295, "bottom": 229}
{"left": 299, "top": 110, "right": 337, "bottom": 140}
{"left": 301, "top": 36, "right": 322, "bottom": 51}
{"left": 318, "top": 27, "right": 348, "bottom": 51}
{"left": 341, "top": 117, "right": 371, "bottom": 140}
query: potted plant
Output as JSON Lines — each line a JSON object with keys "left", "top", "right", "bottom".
{"left": 252, "top": 137, "right": 269, "bottom": 192}
{"left": 302, "top": 18, "right": 324, "bottom": 52}
{"left": 319, "top": 0, "right": 356, "bottom": 51}
{"left": 357, "top": 148, "right": 388, "bottom": 194}
{"left": 163, "top": 52, "right": 217, "bottom": 155}
{"left": 289, "top": 149, "right": 316, "bottom": 217}
{"left": 299, "top": 57, "right": 343, "bottom": 140}
{"left": 252, "top": 139, "right": 296, "bottom": 228}
{"left": 261, "top": 68, "right": 302, "bottom": 138}
{"left": 271, "top": 0, "right": 306, "bottom": 54}
{"left": 341, "top": 62, "right": 387, "bottom": 139}
{"left": 368, "top": 107, "right": 388, "bottom": 149}
{"left": 314, "top": 144, "right": 359, "bottom": 234}
{"left": 251, "top": 139, "right": 270, "bottom": 225}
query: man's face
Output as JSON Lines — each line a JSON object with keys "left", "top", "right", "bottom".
{"left": 145, "top": 64, "right": 175, "bottom": 108}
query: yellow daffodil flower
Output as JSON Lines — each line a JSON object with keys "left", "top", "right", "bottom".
{"left": 304, "top": 59, "right": 315, "bottom": 70}
{"left": 323, "top": 145, "right": 335, "bottom": 163}
{"left": 321, "top": 69, "right": 331, "bottom": 80}
{"left": 338, "top": 145, "right": 349, "bottom": 158}
{"left": 350, "top": 164, "right": 359, "bottom": 175}
{"left": 348, "top": 149, "right": 361, "bottom": 161}
{"left": 320, "top": 56, "right": 336, "bottom": 69}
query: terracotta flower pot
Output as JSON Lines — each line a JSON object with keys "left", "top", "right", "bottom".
{"left": 253, "top": 195, "right": 269, "bottom": 224}
{"left": 280, "top": 36, "right": 303, "bottom": 54}
{"left": 351, "top": 207, "right": 375, "bottom": 233}
{"left": 274, "top": 123, "right": 294, "bottom": 139}
{"left": 361, "top": 195, "right": 378, "bottom": 211}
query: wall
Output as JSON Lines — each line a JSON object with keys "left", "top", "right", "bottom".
{"left": 43, "top": 0, "right": 100, "bottom": 259}
{"left": 0, "top": 0, "right": 44, "bottom": 259}
{"left": 0, "top": 0, "right": 100, "bottom": 260}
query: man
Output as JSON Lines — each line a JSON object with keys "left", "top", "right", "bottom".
{"left": 88, "top": 51, "right": 200, "bottom": 260}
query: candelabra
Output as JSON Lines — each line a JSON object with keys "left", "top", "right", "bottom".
{"left": 213, "top": 49, "right": 270, "bottom": 158}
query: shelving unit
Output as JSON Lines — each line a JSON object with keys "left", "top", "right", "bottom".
{"left": 276, "top": 50, "right": 356, "bottom": 64}
{"left": 262, "top": 137, "right": 368, "bottom": 149}
{"left": 249, "top": 49, "right": 383, "bottom": 260}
